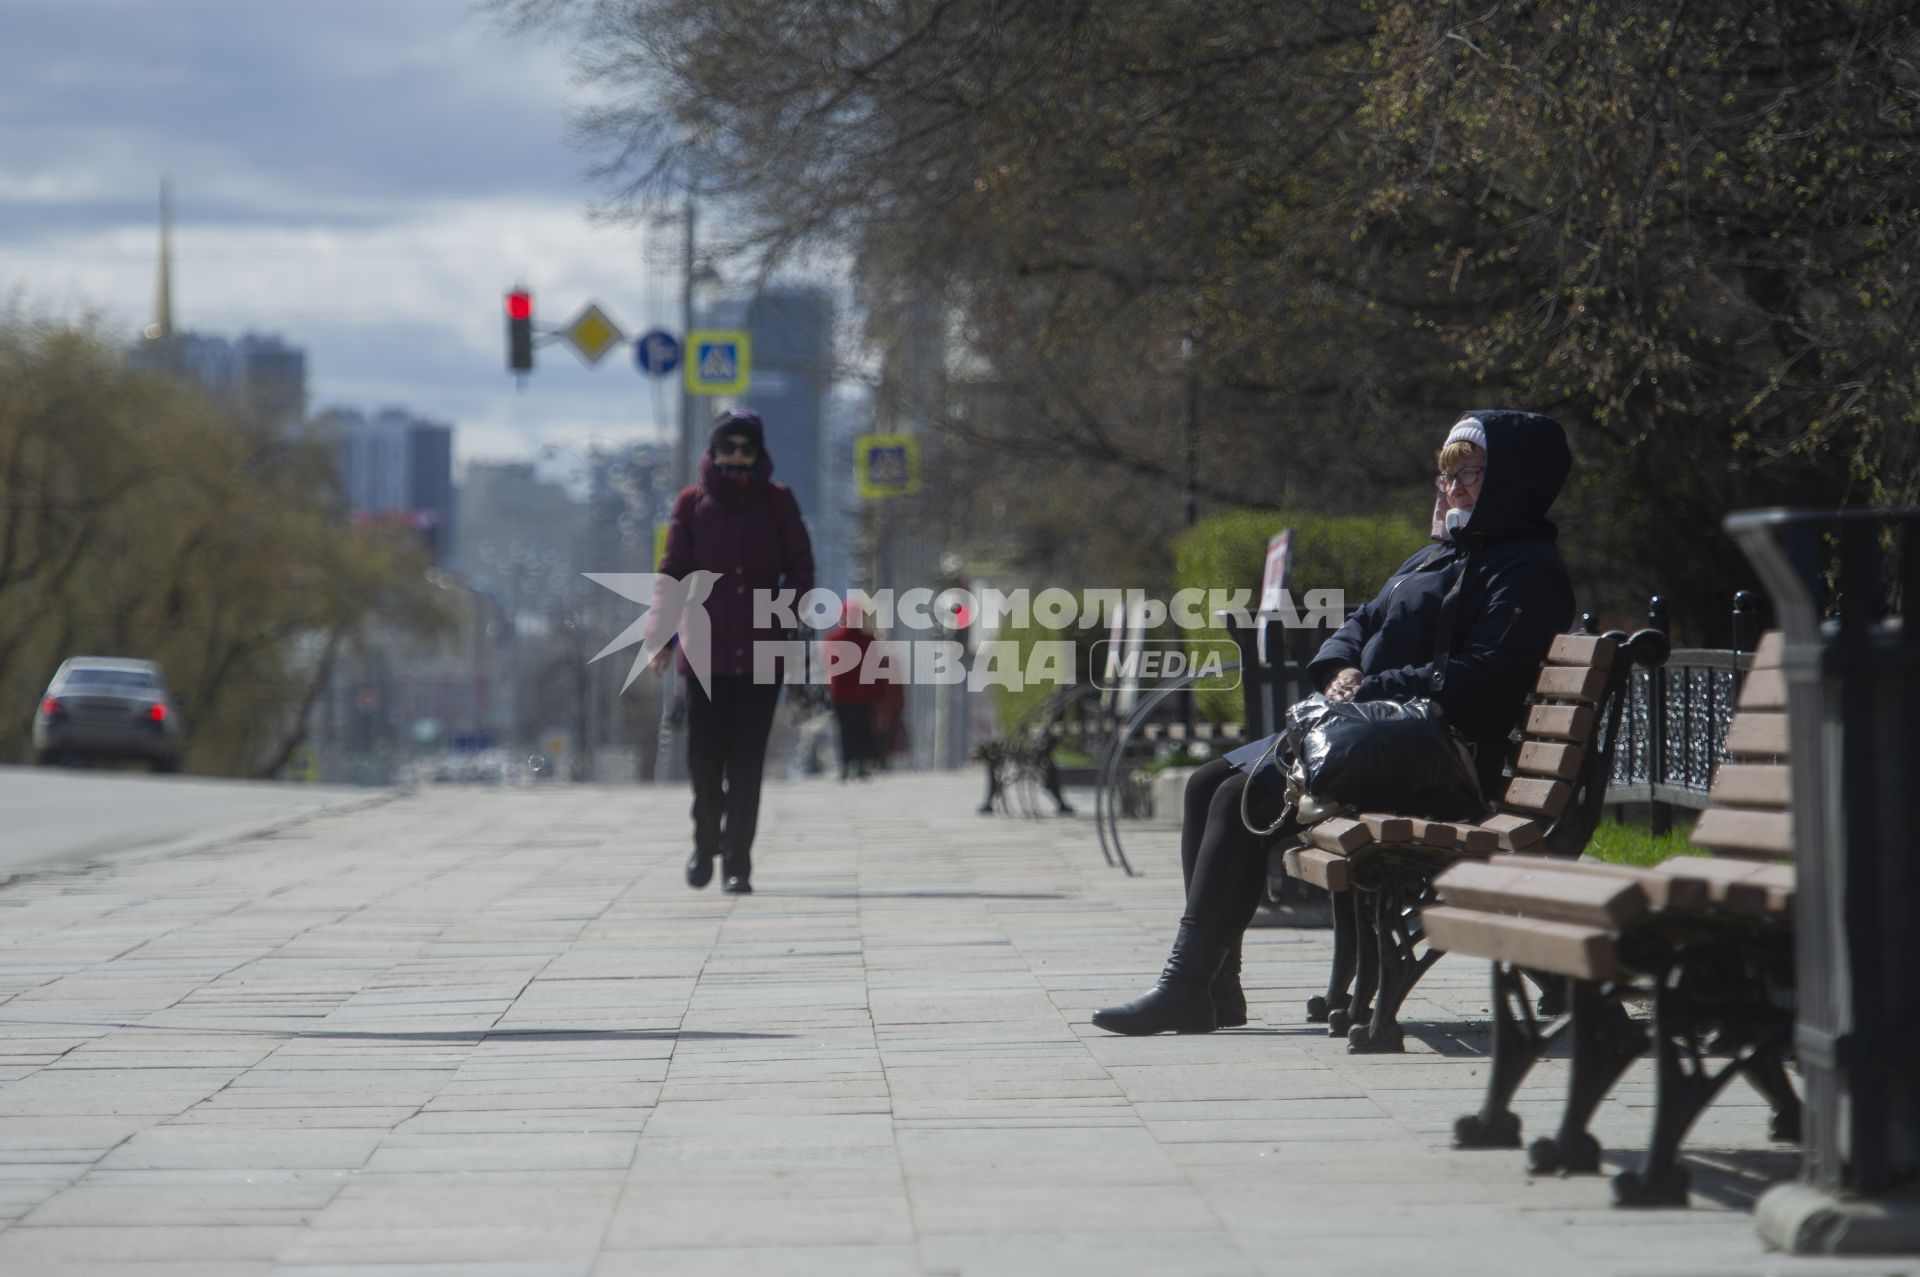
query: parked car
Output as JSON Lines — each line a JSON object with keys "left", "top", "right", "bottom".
{"left": 32, "top": 658, "right": 182, "bottom": 772}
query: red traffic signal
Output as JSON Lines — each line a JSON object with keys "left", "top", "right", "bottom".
{"left": 505, "top": 287, "right": 534, "bottom": 373}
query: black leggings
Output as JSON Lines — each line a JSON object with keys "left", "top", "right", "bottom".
{"left": 1179, "top": 757, "right": 1271, "bottom": 938}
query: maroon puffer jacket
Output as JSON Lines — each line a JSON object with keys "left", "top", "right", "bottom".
{"left": 657, "top": 450, "right": 815, "bottom": 678}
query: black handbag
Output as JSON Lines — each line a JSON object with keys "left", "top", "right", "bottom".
{"left": 1235, "top": 540, "right": 1488, "bottom": 835}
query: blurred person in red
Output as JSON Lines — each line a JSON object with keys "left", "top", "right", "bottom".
{"left": 824, "top": 601, "right": 883, "bottom": 780}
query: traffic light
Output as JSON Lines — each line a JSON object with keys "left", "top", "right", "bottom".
{"left": 505, "top": 287, "right": 533, "bottom": 373}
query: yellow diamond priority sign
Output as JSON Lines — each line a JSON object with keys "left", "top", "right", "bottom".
{"left": 564, "top": 303, "right": 625, "bottom": 365}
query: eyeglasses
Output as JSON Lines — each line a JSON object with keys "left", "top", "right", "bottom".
{"left": 1435, "top": 466, "right": 1484, "bottom": 491}
{"left": 714, "top": 440, "right": 758, "bottom": 459}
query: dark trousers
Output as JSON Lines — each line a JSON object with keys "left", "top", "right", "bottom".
{"left": 1180, "top": 758, "right": 1271, "bottom": 937}
{"left": 686, "top": 674, "right": 782, "bottom": 881}
{"left": 833, "top": 702, "right": 875, "bottom": 776}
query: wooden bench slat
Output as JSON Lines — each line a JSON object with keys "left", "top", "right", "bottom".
{"left": 1306, "top": 817, "right": 1370, "bottom": 854}
{"left": 1516, "top": 741, "right": 1584, "bottom": 781}
{"left": 1724, "top": 712, "right": 1789, "bottom": 759}
{"left": 1285, "top": 844, "right": 1350, "bottom": 892}
{"left": 1501, "top": 777, "right": 1571, "bottom": 818}
{"left": 1547, "top": 633, "right": 1618, "bottom": 672}
{"left": 1524, "top": 703, "right": 1595, "bottom": 743}
{"left": 1360, "top": 815, "right": 1414, "bottom": 844}
{"left": 1423, "top": 821, "right": 1501, "bottom": 853}
{"left": 1534, "top": 665, "right": 1610, "bottom": 704}
{"left": 1692, "top": 807, "right": 1793, "bottom": 858}
{"left": 1479, "top": 812, "right": 1545, "bottom": 852}
{"left": 1503, "top": 855, "right": 1713, "bottom": 911}
{"left": 1737, "top": 667, "right": 1787, "bottom": 712}
{"left": 1708, "top": 763, "right": 1791, "bottom": 810}
{"left": 1434, "top": 861, "right": 1649, "bottom": 928}
{"left": 1419, "top": 906, "right": 1620, "bottom": 981}
{"left": 1655, "top": 857, "right": 1795, "bottom": 917}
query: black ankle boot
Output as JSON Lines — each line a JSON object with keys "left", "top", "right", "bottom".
{"left": 1091, "top": 923, "right": 1227, "bottom": 1035}
{"left": 1211, "top": 935, "right": 1247, "bottom": 1028}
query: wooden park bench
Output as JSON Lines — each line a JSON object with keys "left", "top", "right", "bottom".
{"left": 1424, "top": 630, "right": 1797, "bottom": 1206}
{"left": 1282, "top": 628, "right": 1666, "bottom": 1053}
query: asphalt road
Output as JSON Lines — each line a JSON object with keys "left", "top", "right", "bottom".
{"left": 0, "top": 765, "right": 385, "bottom": 879}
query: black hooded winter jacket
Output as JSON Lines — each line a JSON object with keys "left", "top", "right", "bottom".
{"left": 1303, "top": 410, "right": 1576, "bottom": 795}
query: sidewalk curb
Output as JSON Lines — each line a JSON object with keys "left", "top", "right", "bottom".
{"left": 0, "top": 787, "right": 407, "bottom": 889}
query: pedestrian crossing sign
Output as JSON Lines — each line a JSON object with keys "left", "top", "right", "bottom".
{"left": 685, "top": 330, "right": 751, "bottom": 395}
{"left": 856, "top": 432, "right": 921, "bottom": 498}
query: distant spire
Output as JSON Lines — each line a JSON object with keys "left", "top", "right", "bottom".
{"left": 146, "top": 176, "right": 174, "bottom": 340}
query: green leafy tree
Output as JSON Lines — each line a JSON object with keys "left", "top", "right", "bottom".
{"left": 0, "top": 312, "right": 450, "bottom": 773}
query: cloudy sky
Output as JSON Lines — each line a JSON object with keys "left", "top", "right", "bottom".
{"left": 0, "top": 0, "right": 727, "bottom": 472}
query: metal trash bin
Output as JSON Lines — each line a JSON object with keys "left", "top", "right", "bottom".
{"left": 1728, "top": 507, "right": 1920, "bottom": 1254}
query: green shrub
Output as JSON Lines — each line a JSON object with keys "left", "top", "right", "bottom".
{"left": 1173, "top": 509, "right": 1428, "bottom": 721}
{"left": 985, "top": 621, "right": 1101, "bottom": 738}
{"left": 1584, "top": 819, "right": 1711, "bottom": 867}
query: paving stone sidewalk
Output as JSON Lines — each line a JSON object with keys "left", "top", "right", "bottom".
{"left": 0, "top": 774, "right": 1904, "bottom": 1276}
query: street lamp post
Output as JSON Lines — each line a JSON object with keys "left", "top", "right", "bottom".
{"left": 679, "top": 195, "right": 697, "bottom": 490}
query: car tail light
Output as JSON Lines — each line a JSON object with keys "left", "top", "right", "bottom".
{"left": 148, "top": 703, "right": 168, "bottom": 723}
{"left": 41, "top": 697, "right": 61, "bottom": 716}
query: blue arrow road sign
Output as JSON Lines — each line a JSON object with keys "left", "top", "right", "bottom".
{"left": 635, "top": 329, "right": 681, "bottom": 377}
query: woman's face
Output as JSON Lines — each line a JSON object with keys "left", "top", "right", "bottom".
{"left": 1435, "top": 456, "right": 1484, "bottom": 513}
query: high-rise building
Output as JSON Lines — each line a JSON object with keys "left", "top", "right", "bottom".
{"left": 129, "top": 181, "right": 308, "bottom": 426}
{"left": 692, "top": 285, "right": 851, "bottom": 594}
{"left": 319, "top": 407, "right": 456, "bottom": 565}
{"left": 697, "top": 286, "right": 833, "bottom": 519}
{"left": 131, "top": 330, "right": 309, "bottom": 427}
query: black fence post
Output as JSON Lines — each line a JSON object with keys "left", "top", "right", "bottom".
{"left": 1645, "top": 596, "right": 1672, "bottom": 835}
{"left": 1223, "top": 611, "right": 1263, "bottom": 741}
{"left": 1731, "top": 508, "right": 1920, "bottom": 1254}
{"left": 1731, "top": 589, "right": 1759, "bottom": 658}
{"left": 1259, "top": 614, "right": 1286, "bottom": 737}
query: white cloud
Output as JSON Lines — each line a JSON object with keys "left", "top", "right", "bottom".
{"left": 0, "top": 0, "right": 860, "bottom": 482}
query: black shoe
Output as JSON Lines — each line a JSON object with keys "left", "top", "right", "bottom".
{"left": 1090, "top": 923, "right": 1227, "bottom": 1035}
{"left": 722, "top": 876, "right": 752, "bottom": 894}
{"left": 686, "top": 852, "right": 714, "bottom": 889}
{"left": 1212, "top": 944, "right": 1248, "bottom": 1029}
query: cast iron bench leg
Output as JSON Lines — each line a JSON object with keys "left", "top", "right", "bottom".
{"left": 1455, "top": 961, "right": 1558, "bottom": 1149}
{"left": 979, "top": 752, "right": 1003, "bottom": 814}
{"left": 1331, "top": 889, "right": 1377, "bottom": 1037}
{"left": 1530, "top": 982, "right": 1644, "bottom": 1175}
{"left": 1307, "top": 887, "right": 1358, "bottom": 1025}
{"left": 1742, "top": 1040, "right": 1802, "bottom": 1142}
{"left": 1613, "top": 944, "right": 1751, "bottom": 1208}
{"left": 1348, "top": 864, "right": 1438, "bottom": 1055}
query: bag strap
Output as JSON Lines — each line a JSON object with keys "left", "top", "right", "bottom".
{"left": 1237, "top": 732, "right": 1297, "bottom": 837}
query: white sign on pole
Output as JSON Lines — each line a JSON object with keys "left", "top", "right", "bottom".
{"left": 1258, "top": 528, "right": 1293, "bottom": 665}
{"left": 1259, "top": 528, "right": 1293, "bottom": 615}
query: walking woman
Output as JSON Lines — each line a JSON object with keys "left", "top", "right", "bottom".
{"left": 652, "top": 409, "right": 814, "bottom": 894}
{"left": 1092, "top": 411, "right": 1576, "bottom": 1033}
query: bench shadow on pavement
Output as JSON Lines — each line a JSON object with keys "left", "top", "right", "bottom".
{"left": 1222, "top": 1023, "right": 1491, "bottom": 1058}
{"left": 1600, "top": 1146, "right": 1799, "bottom": 1210}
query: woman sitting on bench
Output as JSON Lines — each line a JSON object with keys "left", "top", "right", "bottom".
{"left": 1091, "top": 411, "right": 1577, "bottom": 1034}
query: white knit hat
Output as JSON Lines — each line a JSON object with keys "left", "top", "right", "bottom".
{"left": 1445, "top": 417, "right": 1487, "bottom": 451}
